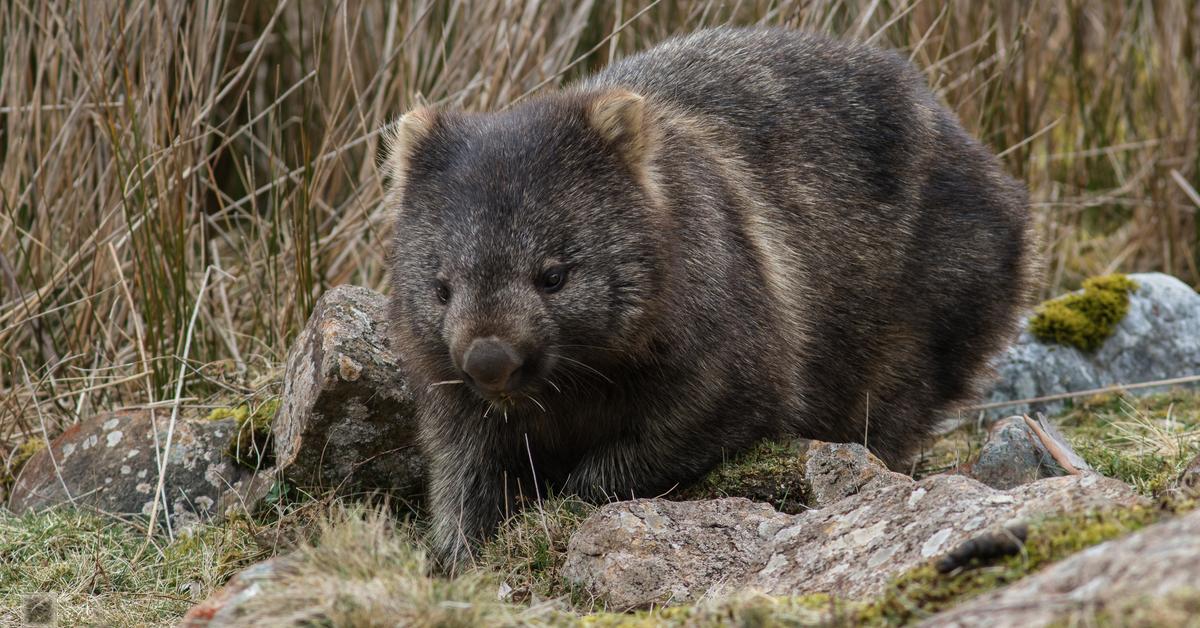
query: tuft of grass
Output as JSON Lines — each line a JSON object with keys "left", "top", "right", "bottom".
{"left": 1029, "top": 273, "right": 1138, "bottom": 351}
{"left": 229, "top": 504, "right": 566, "bottom": 627}
{"left": 1058, "top": 390, "right": 1200, "bottom": 495}
{"left": 479, "top": 497, "right": 597, "bottom": 606}
{"left": 0, "top": 508, "right": 264, "bottom": 626}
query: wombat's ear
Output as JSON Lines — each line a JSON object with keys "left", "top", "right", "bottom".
{"left": 382, "top": 107, "right": 437, "bottom": 191}
{"left": 587, "top": 89, "right": 649, "bottom": 164}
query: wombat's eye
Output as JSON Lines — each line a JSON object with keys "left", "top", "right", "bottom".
{"left": 435, "top": 280, "right": 451, "bottom": 304}
{"left": 539, "top": 265, "right": 569, "bottom": 294}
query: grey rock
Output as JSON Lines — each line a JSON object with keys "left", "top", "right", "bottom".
{"left": 181, "top": 556, "right": 291, "bottom": 627}
{"left": 563, "top": 472, "right": 1145, "bottom": 607}
{"left": 8, "top": 409, "right": 262, "bottom": 529}
{"left": 967, "top": 416, "right": 1066, "bottom": 489}
{"left": 924, "top": 507, "right": 1200, "bottom": 627}
{"left": 272, "top": 285, "right": 423, "bottom": 497}
{"left": 804, "top": 441, "right": 909, "bottom": 507}
{"left": 561, "top": 498, "right": 791, "bottom": 609}
{"left": 983, "top": 272, "right": 1200, "bottom": 419}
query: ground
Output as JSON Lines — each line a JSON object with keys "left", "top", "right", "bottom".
{"left": 2, "top": 388, "right": 1197, "bottom": 626}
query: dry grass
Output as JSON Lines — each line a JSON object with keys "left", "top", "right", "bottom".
{"left": 1, "top": 0, "right": 1198, "bottom": 476}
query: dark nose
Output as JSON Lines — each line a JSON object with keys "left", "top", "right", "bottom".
{"left": 462, "top": 338, "right": 523, "bottom": 393}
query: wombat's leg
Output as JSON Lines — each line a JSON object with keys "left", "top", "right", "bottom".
{"left": 562, "top": 433, "right": 696, "bottom": 502}
{"left": 423, "top": 424, "right": 521, "bottom": 571}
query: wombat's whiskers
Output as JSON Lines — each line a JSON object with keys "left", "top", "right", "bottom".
{"left": 552, "top": 354, "right": 614, "bottom": 385}
{"left": 427, "top": 379, "right": 464, "bottom": 390}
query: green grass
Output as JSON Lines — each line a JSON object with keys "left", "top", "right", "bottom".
{"left": 0, "top": 509, "right": 264, "bottom": 626}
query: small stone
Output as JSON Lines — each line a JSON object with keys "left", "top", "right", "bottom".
{"left": 966, "top": 416, "right": 1066, "bottom": 489}
{"left": 180, "top": 557, "right": 290, "bottom": 626}
{"left": 271, "top": 286, "right": 424, "bottom": 497}
{"left": 804, "top": 441, "right": 909, "bottom": 507}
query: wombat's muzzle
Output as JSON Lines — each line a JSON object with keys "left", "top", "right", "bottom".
{"left": 461, "top": 337, "right": 528, "bottom": 395}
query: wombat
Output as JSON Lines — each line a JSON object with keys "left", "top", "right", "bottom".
{"left": 383, "top": 27, "right": 1037, "bottom": 567}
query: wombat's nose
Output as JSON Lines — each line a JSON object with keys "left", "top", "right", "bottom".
{"left": 462, "top": 338, "right": 523, "bottom": 393}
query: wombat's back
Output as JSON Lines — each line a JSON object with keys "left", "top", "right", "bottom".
{"left": 586, "top": 28, "right": 1037, "bottom": 466}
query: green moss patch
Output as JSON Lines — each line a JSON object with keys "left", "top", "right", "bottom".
{"left": 208, "top": 398, "right": 280, "bottom": 469}
{"left": 855, "top": 502, "right": 1188, "bottom": 625}
{"left": 677, "top": 439, "right": 810, "bottom": 513}
{"left": 1029, "top": 273, "right": 1138, "bottom": 351}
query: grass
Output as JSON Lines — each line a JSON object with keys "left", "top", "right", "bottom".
{"left": 0, "top": 508, "right": 264, "bottom": 626}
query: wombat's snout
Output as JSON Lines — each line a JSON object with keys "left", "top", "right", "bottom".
{"left": 462, "top": 337, "right": 525, "bottom": 394}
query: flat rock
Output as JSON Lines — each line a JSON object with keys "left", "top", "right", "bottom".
{"left": 804, "top": 441, "right": 909, "bottom": 507}
{"left": 983, "top": 273, "right": 1200, "bottom": 419}
{"left": 272, "top": 285, "right": 423, "bottom": 496}
{"left": 966, "top": 416, "right": 1066, "bottom": 489}
{"left": 561, "top": 498, "right": 790, "bottom": 609}
{"left": 924, "top": 507, "right": 1200, "bottom": 627}
{"left": 8, "top": 409, "right": 265, "bottom": 529}
{"left": 563, "top": 472, "right": 1145, "bottom": 607}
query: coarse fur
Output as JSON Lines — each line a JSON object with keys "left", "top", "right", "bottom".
{"left": 383, "top": 27, "right": 1038, "bottom": 567}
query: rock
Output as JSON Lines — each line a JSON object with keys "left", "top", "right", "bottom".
{"left": 181, "top": 556, "right": 289, "bottom": 627}
{"left": 563, "top": 472, "right": 1145, "bottom": 607}
{"left": 8, "top": 409, "right": 265, "bottom": 529}
{"left": 924, "top": 507, "right": 1200, "bottom": 627}
{"left": 984, "top": 273, "right": 1200, "bottom": 419}
{"left": 966, "top": 416, "right": 1066, "bottom": 489}
{"left": 561, "top": 498, "right": 790, "bottom": 609}
{"left": 804, "top": 441, "right": 909, "bottom": 507}
{"left": 272, "top": 285, "right": 423, "bottom": 497}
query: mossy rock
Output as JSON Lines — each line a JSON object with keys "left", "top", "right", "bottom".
{"left": 855, "top": 498, "right": 1197, "bottom": 625}
{"left": 208, "top": 398, "right": 280, "bottom": 469}
{"left": 1029, "top": 273, "right": 1138, "bottom": 351}
{"left": 677, "top": 439, "right": 811, "bottom": 514}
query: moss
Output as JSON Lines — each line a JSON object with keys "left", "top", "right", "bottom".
{"left": 209, "top": 398, "right": 280, "bottom": 469}
{"left": 1029, "top": 273, "right": 1138, "bottom": 351}
{"left": 855, "top": 502, "right": 1188, "bottom": 625}
{"left": 677, "top": 439, "right": 811, "bottom": 513}
{"left": 2, "top": 437, "right": 47, "bottom": 494}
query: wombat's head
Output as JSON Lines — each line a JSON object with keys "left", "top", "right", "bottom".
{"left": 384, "top": 90, "right": 667, "bottom": 405}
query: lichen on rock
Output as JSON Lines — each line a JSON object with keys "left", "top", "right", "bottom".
{"left": 1028, "top": 273, "right": 1138, "bottom": 351}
